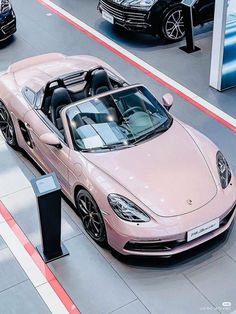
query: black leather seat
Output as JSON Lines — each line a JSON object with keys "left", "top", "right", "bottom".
{"left": 89, "top": 70, "right": 113, "bottom": 96}
{"left": 49, "top": 87, "right": 72, "bottom": 134}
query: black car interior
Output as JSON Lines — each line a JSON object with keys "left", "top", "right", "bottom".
{"left": 89, "top": 69, "right": 113, "bottom": 96}
{"left": 49, "top": 87, "right": 72, "bottom": 136}
{"left": 40, "top": 67, "right": 126, "bottom": 135}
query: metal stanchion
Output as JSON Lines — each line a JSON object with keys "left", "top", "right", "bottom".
{"left": 31, "top": 172, "right": 69, "bottom": 263}
{"left": 179, "top": 0, "right": 200, "bottom": 53}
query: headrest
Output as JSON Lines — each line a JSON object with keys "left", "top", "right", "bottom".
{"left": 90, "top": 70, "right": 112, "bottom": 96}
{"left": 51, "top": 87, "right": 72, "bottom": 109}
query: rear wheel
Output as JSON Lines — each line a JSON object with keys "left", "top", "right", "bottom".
{"left": 76, "top": 189, "right": 107, "bottom": 244}
{"left": 0, "top": 102, "right": 18, "bottom": 148}
{"left": 160, "top": 6, "right": 185, "bottom": 42}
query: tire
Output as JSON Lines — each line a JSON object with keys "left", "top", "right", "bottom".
{"left": 159, "top": 6, "right": 185, "bottom": 42}
{"left": 0, "top": 102, "right": 18, "bottom": 148}
{"left": 76, "top": 189, "right": 107, "bottom": 244}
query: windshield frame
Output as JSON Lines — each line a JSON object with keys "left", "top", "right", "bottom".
{"left": 64, "top": 84, "right": 173, "bottom": 153}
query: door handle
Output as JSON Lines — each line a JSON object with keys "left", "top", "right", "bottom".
{"left": 25, "top": 123, "right": 33, "bottom": 132}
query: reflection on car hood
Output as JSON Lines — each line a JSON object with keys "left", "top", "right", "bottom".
{"left": 85, "top": 120, "right": 217, "bottom": 217}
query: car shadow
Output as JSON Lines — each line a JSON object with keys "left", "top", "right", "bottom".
{"left": 0, "top": 35, "right": 15, "bottom": 49}
{"left": 96, "top": 20, "right": 213, "bottom": 50}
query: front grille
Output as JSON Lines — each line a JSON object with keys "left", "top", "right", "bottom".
{"left": 124, "top": 240, "right": 185, "bottom": 252}
{"left": 100, "top": 0, "right": 148, "bottom": 26}
{"left": 1, "top": 19, "right": 15, "bottom": 35}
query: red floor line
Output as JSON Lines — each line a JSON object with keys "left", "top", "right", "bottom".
{"left": 38, "top": 0, "right": 236, "bottom": 132}
{"left": 0, "top": 201, "right": 80, "bottom": 314}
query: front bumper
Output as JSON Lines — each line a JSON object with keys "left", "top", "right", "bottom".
{"left": 98, "top": 0, "right": 152, "bottom": 33}
{"left": 104, "top": 181, "right": 236, "bottom": 256}
{"left": 0, "top": 9, "right": 16, "bottom": 41}
{"left": 124, "top": 204, "right": 236, "bottom": 255}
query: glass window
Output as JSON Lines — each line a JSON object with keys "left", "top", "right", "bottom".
{"left": 66, "top": 86, "right": 172, "bottom": 152}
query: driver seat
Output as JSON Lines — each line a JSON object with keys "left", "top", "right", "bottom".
{"left": 89, "top": 70, "right": 113, "bottom": 96}
{"left": 49, "top": 87, "right": 72, "bottom": 134}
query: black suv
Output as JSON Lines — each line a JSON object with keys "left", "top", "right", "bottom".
{"left": 0, "top": 0, "right": 16, "bottom": 42}
{"left": 98, "top": 0, "right": 215, "bottom": 42}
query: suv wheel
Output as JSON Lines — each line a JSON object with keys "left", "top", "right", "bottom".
{"left": 160, "top": 6, "right": 185, "bottom": 42}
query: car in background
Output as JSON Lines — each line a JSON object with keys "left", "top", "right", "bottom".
{"left": 98, "top": 0, "right": 215, "bottom": 42}
{"left": 0, "top": 53, "right": 235, "bottom": 257}
{"left": 0, "top": 0, "right": 16, "bottom": 42}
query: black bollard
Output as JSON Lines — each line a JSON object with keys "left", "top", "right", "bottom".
{"left": 179, "top": 0, "right": 200, "bottom": 53}
{"left": 31, "top": 172, "right": 69, "bottom": 263}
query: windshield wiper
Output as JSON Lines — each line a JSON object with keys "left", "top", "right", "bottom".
{"left": 80, "top": 142, "right": 134, "bottom": 152}
{"left": 99, "top": 142, "right": 134, "bottom": 151}
{"left": 132, "top": 125, "right": 170, "bottom": 145}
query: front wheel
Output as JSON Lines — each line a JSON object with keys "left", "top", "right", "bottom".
{"left": 160, "top": 6, "right": 185, "bottom": 42}
{"left": 76, "top": 189, "right": 107, "bottom": 244}
{"left": 0, "top": 102, "right": 18, "bottom": 148}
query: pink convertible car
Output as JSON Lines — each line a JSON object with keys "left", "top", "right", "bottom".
{"left": 0, "top": 53, "right": 235, "bottom": 256}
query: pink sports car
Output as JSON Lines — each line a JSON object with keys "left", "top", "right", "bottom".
{"left": 0, "top": 53, "right": 235, "bottom": 256}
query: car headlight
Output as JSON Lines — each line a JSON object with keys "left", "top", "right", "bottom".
{"left": 0, "top": 0, "right": 11, "bottom": 13}
{"left": 122, "top": 0, "right": 156, "bottom": 9}
{"left": 108, "top": 194, "right": 150, "bottom": 222}
{"left": 216, "top": 151, "right": 232, "bottom": 189}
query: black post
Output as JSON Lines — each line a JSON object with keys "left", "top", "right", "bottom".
{"left": 179, "top": 1, "right": 200, "bottom": 53}
{"left": 31, "top": 172, "right": 69, "bottom": 263}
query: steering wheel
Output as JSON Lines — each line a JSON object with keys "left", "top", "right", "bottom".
{"left": 122, "top": 106, "right": 143, "bottom": 118}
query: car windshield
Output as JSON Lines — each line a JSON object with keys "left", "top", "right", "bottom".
{"left": 66, "top": 86, "right": 172, "bottom": 152}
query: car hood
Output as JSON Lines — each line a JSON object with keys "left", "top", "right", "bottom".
{"left": 84, "top": 120, "right": 217, "bottom": 217}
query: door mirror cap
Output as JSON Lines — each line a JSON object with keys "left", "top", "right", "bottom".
{"left": 162, "top": 93, "right": 173, "bottom": 111}
{"left": 39, "top": 133, "right": 62, "bottom": 149}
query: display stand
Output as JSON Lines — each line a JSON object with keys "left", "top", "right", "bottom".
{"left": 179, "top": 0, "right": 200, "bottom": 53}
{"left": 31, "top": 172, "right": 69, "bottom": 263}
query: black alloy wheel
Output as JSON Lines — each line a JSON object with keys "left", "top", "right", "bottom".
{"left": 0, "top": 102, "right": 18, "bottom": 148}
{"left": 76, "top": 189, "right": 107, "bottom": 244}
{"left": 161, "top": 6, "right": 185, "bottom": 42}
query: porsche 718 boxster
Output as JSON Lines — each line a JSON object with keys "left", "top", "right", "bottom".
{"left": 0, "top": 53, "right": 235, "bottom": 256}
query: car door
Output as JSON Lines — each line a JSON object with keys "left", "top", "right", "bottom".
{"left": 23, "top": 109, "right": 71, "bottom": 194}
{"left": 195, "top": 0, "right": 215, "bottom": 23}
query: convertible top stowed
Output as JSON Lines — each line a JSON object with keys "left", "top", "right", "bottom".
{"left": 8, "top": 53, "right": 108, "bottom": 91}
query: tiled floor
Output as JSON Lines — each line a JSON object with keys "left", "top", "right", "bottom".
{"left": 0, "top": 236, "right": 51, "bottom": 314}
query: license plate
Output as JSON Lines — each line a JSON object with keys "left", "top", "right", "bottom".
{"left": 187, "top": 218, "right": 220, "bottom": 242}
{"left": 102, "top": 11, "right": 114, "bottom": 24}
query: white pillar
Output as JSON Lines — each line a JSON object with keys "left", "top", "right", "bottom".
{"left": 209, "top": 0, "right": 233, "bottom": 91}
